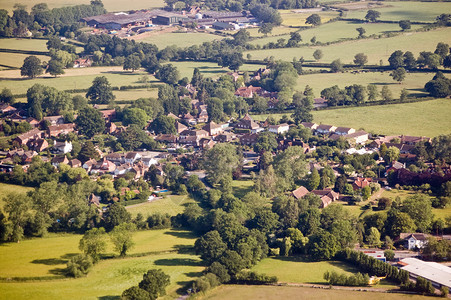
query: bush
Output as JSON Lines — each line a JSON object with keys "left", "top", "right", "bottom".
{"left": 66, "top": 254, "right": 93, "bottom": 278}
{"left": 234, "top": 271, "right": 278, "bottom": 285}
{"left": 147, "top": 213, "right": 171, "bottom": 229}
{"left": 384, "top": 249, "right": 395, "bottom": 261}
{"left": 324, "top": 270, "right": 369, "bottom": 286}
{"left": 192, "top": 272, "right": 220, "bottom": 294}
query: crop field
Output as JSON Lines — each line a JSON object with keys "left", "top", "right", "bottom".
{"left": 0, "top": 52, "right": 50, "bottom": 69}
{"left": 295, "top": 71, "right": 444, "bottom": 98}
{"left": 0, "top": 38, "right": 48, "bottom": 52}
{"left": 0, "top": 0, "right": 165, "bottom": 14}
{"left": 252, "top": 98, "right": 451, "bottom": 137}
{"left": 137, "top": 32, "right": 223, "bottom": 49}
{"left": 202, "top": 285, "right": 437, "bottom": 300}
{"left": 245, "top": 27, "right": 451, "bottom": 64}
{"left": 342, "top": 1, "right": 451, "bottom": 23}
{"left": 126, "top": 194, "right": 196, "bottom": 217}
{"left": 0, "top": 229, "right": 201, "bottom": 299}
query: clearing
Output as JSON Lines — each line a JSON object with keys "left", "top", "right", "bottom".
{"left": 126, "top": 194, "right": 195, "bottom": 217}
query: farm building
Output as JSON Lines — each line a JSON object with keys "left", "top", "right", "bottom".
{"left": 82, "top": 11, "right": 156, "bottom": 29}
{"left": 212, "top": 21, "right": 238, "bottom": 30}
{"left": 153, "top": 11, "right": 188, "bottom": 25}
{"left": 399, "top": 258, "right": 451, "bottom": 291}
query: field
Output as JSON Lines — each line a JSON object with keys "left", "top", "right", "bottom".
{"left": 343, "top": 1, "right": 451, "bottom": 22}
{"left": 0, "top": 52, "right": 50, "bottom": 69}
{"left": 0, "top": 38, "right": 48, "bottom": 52}
{"left": 0, "top": 229, "right": 202, "bottom": 299}
{"left": 202, "top": 285, "right": 437, "bottom": 300}
{"left": 0, "top": 0, "right": 165, "bottom": 14}
{"left": 126, "top": 194, "right": 196, "bottom": 217}
{"left": 137, "top": 32, "right": 223, "bottom": 49}
{"left": 168, "top": 61, "right": 266, "bottom": 79}
{"left": 246, "top": 26, "right": 299, "bottom": 38}
{"left": 280, "top": 10, "right": 340, "bottom": 27}
{"left": 245, "top": 27, "right": 451, "bottom": 64}
{"left": 252, "top": 98, "right": 451, "bottom": 137}
{"left": 0, "top": 183, "right": 33, "bottom": 211}
{"left": 232, "top": 180, "right": 254, "bottom": 198}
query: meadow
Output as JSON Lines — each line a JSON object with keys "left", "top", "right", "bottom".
{"left": 0, "top": 183, "right": 33, "bottom": 211}
{"left": 202, "top": 285, "right": 437, "bottom": 300}
{"left": 245, "top": 27, "right": 451, "bottom": 64}
{"left": 137, "top": 32, "right": 223, "bottom": 49}
{"left": 0, "top": 52, "right": 50, "bottom": 69}
{"left": 252, "top": 98, "right": 451, "bottom": 137}
{"left": 0, "top": 38, "right": 48, "bottom": 52}
{"left": 126, "top": 194, "right": 195, "bottom": 217}
{"left": 0, "top": 229, "right": 202, "bottom": 299}
{"left": 0, "top": 0, "right": 165, "bottom": 14}
{"left": 280, "top": 9, "right": 340, "bottom": 27}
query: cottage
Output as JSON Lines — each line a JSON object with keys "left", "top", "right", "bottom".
{"left": 268, "top": 123, "right": 289, "bottom": 135}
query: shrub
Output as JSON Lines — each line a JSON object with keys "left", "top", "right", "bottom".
{"left": 66, "top": 254, "right": 93, "bottom": 278}
{"left": 234, "top": 271, "right": 278, "bottom": 285}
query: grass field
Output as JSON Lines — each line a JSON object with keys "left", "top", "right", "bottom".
{"left": 245, "top": 27, "right": 451, "bottom": 64}
{"left": 246, "top": 26, "right": 299, "bottom": 38}
{"left": 280, "top": 10, "right": 340, "bottom": 27}
{"left": 343, "top": 1, "right": 451, "bottom": 22}
{"left": 0, "top": 0, "right": 165, "bottom": 14}
{"left": 126, "top": 194, "right": 196, "bottom": 217}
{"left": 138, "top": 32, "right": 223, "bottom": 49}
{"left": 232, "top": 180, "right": 254, "bottom": 198}
{"left": 169, "top": 61, "right": 266, "bottom": 79}
{"left": 0, "top": 52, "right": 50, "bottom": 68}
{"left": 0, "top": 229, "right": 201, "bottom": 299}
{"left": 252, "top": 98, "right": 451, "bottom": 137}
{"left": 0, "top": 183, "right": 33, "bottom": 211}
{"left": 202, "top": 285, "right": 437, "bottom": 300}
{"left": 112, "top": 88, "right": 159, "bottom": 101}
{"left": 0, "top": 38, "right": 48, "bottom": 52}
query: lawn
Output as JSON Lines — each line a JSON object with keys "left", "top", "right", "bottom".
{"left": 0, "top": 52, "right": 50, "bottom": 68}
{"left": 126, "top": 194, "right": 196, "bottom": 217}
{"left": 0, "top": 38, "right": 48, "bottom": 52}
{"left": 202, "top": 285, "right": 437, "bottom": 300}
{"left": 138, "top": 32, "right": 223, "bottom": 49}
{"left": 245, "top": 27, "right": 451, "bottom": 64}
{"left": 343, "top": 1, "right": 451, "bottom": 23}
{"left": 0, "top": 228, "right": 201, "bottom": 299}
{"left": 0, "top": 0, "right": 165, "bottom": 14}
{"left": 232, "top": 179, "right": 254, "bottom": 198}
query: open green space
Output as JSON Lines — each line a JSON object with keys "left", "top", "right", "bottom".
{"left": 250, "top": 21, "right": 422, "bottom": 46}
{"left": 126, "top": 194, "right": 195, "bottom": 217}
{"left": 0, "top": 183, "right": 33, "bottom": 211}
{"left": 280, "top": 10, "right": 340, "bottom": 27}
{"left": 232, "top": 180, "right": 254, "bottom": 198}
{"left": 0, "top": 0, "right": 165, "bottom": 14}
{"left": 0, "top": 38, "right": 48, "bottom": 52}
{"left": 252, "top": 98, "right": 451, "bottom": 137}
{"left": 138, "top": 32, "right": 223, "bottom": 49}
{"left": 0, "top": 228, "right": 201, "bottom": 299}
{"left": 343, "top": 1, "right": 451, "bottom": 23}
{"left": 202, "top": 285, "right": 437, "bottom": 300}
{"left": 113, "top": 88, "right": 159, "bottom": 101}
{"left": 0, "top": 52, "right": 50, "bottom": 69}
{"left": 246, "top": 26, "right": 299, "bottom": 38}
{"left": 170, "top": 61, "right": 265, "bottom": 79}
{"left": 245, "top": 27, "right": 451, "bottom": 64}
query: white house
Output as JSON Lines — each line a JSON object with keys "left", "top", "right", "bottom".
{"left": 142, "top": 157, "right": 158, "bottom": 167}
{"left": 124, "top": 152, "right": 141, "bottom": 164}
{"left": 268, "top": 123, "right": 290, "bottom": 134}
{"left": 404, "top": 233, "right": 428, "bottom": 250}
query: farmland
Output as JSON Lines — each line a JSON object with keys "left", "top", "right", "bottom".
{"left": 136, "top": 32, "right": 223, "bottom": 49}
{"left": 0, "top": 38, "right": 48, "bottom": 52}
{"left": 252, "top": 98, "right": 451, "bottom": 137}
{"left": 202, "top": 285, "right": 438, "bottom": 300}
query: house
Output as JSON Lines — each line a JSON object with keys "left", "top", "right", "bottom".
{"left": 313, "top": 97, "right": 328, "bottom": 108}
{"left": 89, "top": 194, "right": 101, "bottom": 207}
{"left": 105, "top": 152, "right": 125, "bottom": 164}
{"left": 399, "top": 135, "right": 430, "bottom": 145}
{"left": 114, "top": 163, "right": 133, "bottom": 176}
{"left": 301, "top": 122, "right": 318, "bottom": 130}
{"left": 47, "top": 124, "right": 75, "bottom": 137}
{"left": 100, "top": 109, "right": 116, "bottom": 121}
{"left": 175, "top": 121, "right": 188, "bottom": 134}
{"left": 202, "top": 122, "right": 223, "bottom": 136}
{"left": 69, "top": 158, "right": 82, "bottom": 168}
{"left": 178, "top": 130, "right": 209, "bottom": 146}
{"left": 131, "top": 162, "right": 148, "bottom": 179}
{"left": 197, "top": 110, "right": 209, "bottom": 123}
{"left": 0, "top": 103, "right": 17, "bottom": 114}
{"left": 386, "top": 161, "right": 405, "bottom": 175}
{"left": 82, "top": 158, "right": 97, "bottom": 172}
{"left": 199, "top": 138, "right": 216, "bottom": 150}
{"left": 155, "top": 134, "right": 177, "bottom": 144}
{"left": 227, "top": 72, "right": 240, "bottom": 82}
{"left": 215, "top": 132, "right": 236, "bottom": 143}
{"left": 167, "top": 112, "right": 180, "bottom": 120}
{"left": 91, "top": 157, "right": 116, "bottom": 174}
{"left": 400, "top": 233, "right": 429, "bottom": 250}
{"left": 235, "top": 114, "right": 261, "bottom": 131}
{"left": 234, "top": 85, "right": 269, "bottom": 98}
{"left": 15, "top": 128, "right": 42, "bottom": 145}
{"left": 344, "top": 130, "right": 369, "bottom": 145}
{"left": 124, "top": 152, "right": 141, "bottom": 164}
{"left": 182, "top": 113, "right": 197, "bottom": 125}
{"left": 239, "top": 133, "right": 259, "bottom": 146}
{"left": 352, "top": 177, "right": 372, "bottom": 190}
{"left": 27, "top": 138, "right": 48, "bottom": 152}
{"left": 51, "top": 155, "right": 69, "bottom": 167}
{"left": 311, "top": 189, "right": 340, "bottom": 208}
{"left": 43, "top": 115, "right": 64, "bottom": 126}
{"left": 268, "top": 123, "right": 289, "bottom": 135}
{"left": 315, "top": 124, "right": 337, "bottom": 135}
{"left": 142, "top": 156, "right": 158, "bottom": 167}
{"left": 106, "top": 122, "right": 117, "bottom": 134}
{"left": 26, "top": 117, "right": 40, "bottom": 127}
{"left": 73, "top": 58, "right": 92, "bottom": 68}
{"left": 335, "top": 127, "right": 356, "bottom": 136}
{"left": 291, "top": 186, "right": 309, "bottom": 199}
{"left": 52, "top": 141, "right": 73, "bottom": 154}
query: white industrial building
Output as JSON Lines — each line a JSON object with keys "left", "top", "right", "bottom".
{"left": 400, "top": 258, "right": 451, "bottom": 291}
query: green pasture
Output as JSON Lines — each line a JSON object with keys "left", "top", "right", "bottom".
{"left": 169, "top": 61, "right": 266, "bottom": 79}
{"left": 0, "top": 183, "right": 33, "bottom": 211}
{"left": 0, "top": 52, "right": 50, "bottom": 68}
{"left": 126, "top": 194, "right": 195, "bottom": 217}
{"left": 0, "top": 0, "right": 165, "bottom": 14}
{"left": 342, "top": 1, "right": 451, "bottom": 23}
{"left": 138, "top": 32, "right": 223, "bottom": 49}
{"left": 203, "top": 285, "right": 437, "bottom": 300}
{"left": 113, "top": 88, "right": 159, "bottom": 101}
{"left": 250, "top": 21, "right": 422, "bottom": 46}
{"left": 0, "top": 38, "right": 48, "bottom": 52}
{"left": 280, "top": 10, "right": 340, "bottom": 27}
{"left": 295, "top": 71, "right": 444, "bottom": 98}
{"left": 252, "top": 98, "right": 451, "bottom": 137}
{"left": 232, "top": 180, "right": 254, "bottom": 198}
{"left": 245, "top": 27, "right": 451, "bottom": 64}
{"left": 246, "top": 26, "right": 298, "bottom": 38}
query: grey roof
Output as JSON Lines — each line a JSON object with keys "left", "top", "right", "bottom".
{"left": 400, "top": 258, "right": 451, "bottom": 288}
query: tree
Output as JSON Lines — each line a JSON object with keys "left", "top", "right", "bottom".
{"left": 399, "top": 20, "right": 411, "bottom": 31}
{"left": 356, "top": 27, "right": 366, "bottom": 38}
{"left": 330, "top": 59, "right": 343, "bottom": 73}
{"left": 307, "top": 168, "right": 320, "bottom": 190}
{"left": 20, "top": 56, "right": 43, "bottom": 78}
{"left": 123, "top": 107, "right": 149, "bottom": 128}
{"left": 381, "top": 86, "right": 393, "bottom": 101}
{"left": 121, "top": 286, "right": 150, "bottom": 300}
{"left": 367, "top": 84, "right": 379, "bottom": 101}
{"left": 401, "top": 194, "right": 433, "bottom": 233}
{"left": 138, "top": 269, "right": 170, "bottom": 300}
{"left": 203, "top": 143, "right": 240, "bottom": 186}
{"left": 388, "top": 50, "right": 404, "bottom": 69}
{"left": 390, "top": 67, "right": 406, "bottom": 83}
{"left": 400, "top": 88, "right": 409, "bottom": 101}
{"left": 79, "top": 227, "right": 107, "bottom": 262}
{"left": 258, "top": 22, "right": 274, "bottom": 36}
{"left": 3, "top": 193, "right": 31, "bottom": 242}
{"left": 313, "top": 49, "right": 323, "bottom": 61}
{"left": 384, "top": 146, "right": 400, "bottom": 163}
{"left": 308, "top": 230, "right": 340, "bottom": 260}
{"left": 287, "top": 31, "right": 302, "bottom": 47}
{"left": 156, "top": 64, "right": 180, "bottom": 85}
{"left": 425, "top": 72, "right": 451, "bottom": 98}
{"left": 104, "top": 202, "right": 131, "bottom": 230}
{"left": 434, "top": 42, "right": 449, "bottom": 59}
{"left": 385, "top": 209, "right": 416, "bottom": 238}
{"left": 78, "top": 141, "right": 100, "bottom": 162}
{"left": 365, "top": 10, "right": 380, "bottom": 22}
{"left": 149, "top": 114, "right": 176, "bottom": 134}
{"left": 206, "top": 97, "right": 224, "bottom": 122}
{"left": 110, "top": 223, "right": 136, "bottom": 256}
{"left": 123, "top": 54, "right": 142, "bottom": 72}
{"left": 233, "top": 29, "right": 250, "bottom": 46}
{"left": 46, "top": 59, "right": 64, "bottom": 77}
{"left": 219, "top": 51, "right": 244, "bottom": 71}
{"left": 367, "top": 227, "right": 381, "bottom": 247}
{"left": 0, "top": 88, "right": 15, "bottom": 104}
{"left": 195, "top": 230, "right": 227, "bottom": 263}
{"left": 353, "top": 53, "right": 368, "bottom": 66}
{"left": 86, "top": 76, "right": 115, "bottom": 104}
{"left": 306, "top": 14, "right": 321, "bottom": 26}
{"left": 118, "top": 125, "right": 156, "bottom": 151}
{"left": 254, "top": 132, "right": 277, "bottom": 153}
{"left": 66, "top": 254, "right": 93, "bottom": 278}
{"left": 75, "top": 107, "right": 106, "bottom": 138}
